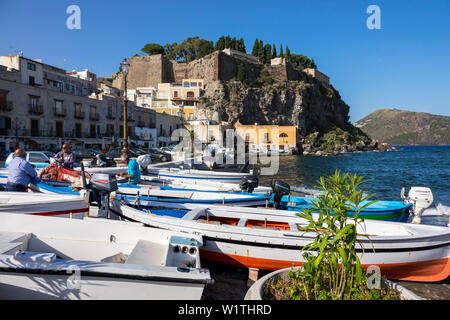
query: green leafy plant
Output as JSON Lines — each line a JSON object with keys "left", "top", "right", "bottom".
{"left": 295, "top": 170, "right": 377, "bottom": 299}
{"left": 264, "top": 171, "right": 401, "bottom": 300}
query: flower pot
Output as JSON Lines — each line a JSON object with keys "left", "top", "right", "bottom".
{"left": 244, "top": 267, "right": 423, "bottom": 300}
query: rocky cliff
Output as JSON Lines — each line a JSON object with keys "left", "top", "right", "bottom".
{"left": 355, "top": 109, "right": 450, "bottom": 145}
{"left": 197, "top": 65, "right": 388, "bottom": 155}
{"left": 114, "top": 50, "right": 390, "bottom": 154}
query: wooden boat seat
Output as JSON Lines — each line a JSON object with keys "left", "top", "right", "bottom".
{"left": 125, "top": 240, "right": 166, "bottom": 266}
{"left": 248, "top": 226, "right": 279, "bottom": 230}
{"left": 197, "top": 219, "right": 222, "bottom": 225}
{"left": 0, "top": 232, "right": 29, "bottom": 255}
{"left": 182, "top": 207, "right": 207, "bottom": 220}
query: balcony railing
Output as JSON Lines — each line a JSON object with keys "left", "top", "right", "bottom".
{"left": 89, "top": 113, "right": 100, "bottom": 121}
{"left": 28, "top": 104, "right": 44, "bottom": 115}
{"left": 0, "top": 101, "right": 13, "bottom": 111}
{"left": 106, "top": 113, "right": 115, "bottom": 120}
{"left": 137, "top": 121, "right": 146, "bottom": 127}
{"left": 119, "top": 115, "right": 135, "bottom": 122}
{"left": 54, "top": 107, "right": 67, "bottom": 117}
{"left": 74, "top": 110, "right": 85, "bottom": 119}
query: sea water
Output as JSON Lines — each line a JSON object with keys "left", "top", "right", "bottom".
{"left": 259, "top": 145, "right": 450, "bottom": 227}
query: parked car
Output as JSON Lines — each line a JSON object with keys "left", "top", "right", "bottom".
{"left": 145, "top": 148, "right": 172, "bottom": 162}
{"left": 71, "top": 149, "right": 99, "bottom": 162}
{"left": 106, "top": 147, "right": 141, "bottom": 159}
{"left": 5, "top": 151, "right": 55, "bottom": 169}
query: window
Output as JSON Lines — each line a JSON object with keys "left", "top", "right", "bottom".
{"left": 55, "top": 121, "right": 63, "bottom": 137}
{"left": 28, "top": 153, "right": 49, "bottom": 164}
{"left": 90, "top": 124, "right": 96, "bottom": 138}
{"left": 190, "top": 82, "right": 197, "bottom": 87}
{"left": 55, "top": 100, "right": 63, "bottom": 113}
{"left": 279, "top": 133, "right": 288, "bottom": 138}
{"left": 183, "top": 82, "right": 189, "bottom": 88}
{"left": 30, "top": 119, "right": 39, "bottom": 137}
{"left": 29, "top": 96, "right": 39, "bottom": 108}
{"left": 0, "top": 116, "right": 11, "bottom": 136}
{"left": 75, "top": 123, "right": 82, "bottom": 138}
{"left": 173, "top": 91, "right": 178, "bottom": 98}
{"left": 83, "top": 88, "right": 88, "bottom": 96}
{"left": 29, "top": 76, "right": 35, "bottom": 86}
{"left": 186, "top": 91, "right": 195, "bottom": 98}
{"left": 27, "top": 63, "right": 36, "bottom": 71}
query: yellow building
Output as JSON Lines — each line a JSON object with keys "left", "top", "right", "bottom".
{"left": 152, "top": 79, "right": 204, "bottom": 120}
{"left": 234, "top": 124, "right": 297, "bottom": 153}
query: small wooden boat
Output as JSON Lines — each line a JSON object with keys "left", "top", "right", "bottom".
{"left": 28, "top": 179, "right": 269, "bottom": 207}
{"left": 144, "top": 167, "right": 252, "bottom": 183}
{"left": 0, "top": 192, "right": 88, "bottom": 218}
{"left": 0, "top": 213, "right": 211, "bottom": 300}
{"left": 273, "top": 195, "right": 413, "bottom": 222}
{"left": 111, "top": 200, "right": 450, "bottom": 282}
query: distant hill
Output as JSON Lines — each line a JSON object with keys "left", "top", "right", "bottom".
{"left": 355, "top": 109, "right": 450, "bottom": 145}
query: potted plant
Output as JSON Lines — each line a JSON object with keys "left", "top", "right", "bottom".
{"left": 245, "top": 171, "right": 423, "bottom": 300}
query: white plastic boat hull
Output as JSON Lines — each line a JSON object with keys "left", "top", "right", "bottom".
{"left": 0, "top": 213, "right": 211, "bottom": 300}
{"left": 112, "top": 200, "right": 450, "bottom": 282}
{"left": 0, "top": 192, "right": 88, "bottom": 218}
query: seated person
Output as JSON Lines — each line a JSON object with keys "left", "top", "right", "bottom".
{"left": 55, "top": 144, "right": 75, "bottom": 169}
{"left": 117, "top": 154, "right": 141, "bottom": 184}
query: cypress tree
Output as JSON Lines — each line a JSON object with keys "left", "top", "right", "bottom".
{"left": 285, "top": 46, "right": 291, "bottom": 61}
{"left": 279, "top": 44, "right": 283, "bottom": 58}
{"left": 264, "top": 44, "right": 272, "bottom": 64}
{"left": 225, "top": 35, "right": 231, "bottom": 49}
{"left": 238, "top": 38, "right": 246, "bottom": 53}
{"left": 272, "top": 43, "right": 277, "bottom": 59}
{"left": 215, "top": 36, "right": 226, "bottom": 51}
{"left": 258, "top": 40, "right": 264, "bottom": 62}
{"left": 252, "top": 38, "right": 259, "bottom": 56}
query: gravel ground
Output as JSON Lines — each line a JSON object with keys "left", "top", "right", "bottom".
{"left": 201, "top": 260, "right": 450, "bottom": 300}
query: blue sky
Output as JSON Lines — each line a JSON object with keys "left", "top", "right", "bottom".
{"left": 1, "top": 0, "right": 449, "bottom": 121}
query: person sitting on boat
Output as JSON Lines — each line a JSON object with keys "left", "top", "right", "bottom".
{"left": 6, "top": 148, "right": 38, "bottom": 192}
{"left": 117, "top": 154, "right": 141, "bottom": 184}
{"left": 54, "top": 144, "right": 75, "bottom": 169}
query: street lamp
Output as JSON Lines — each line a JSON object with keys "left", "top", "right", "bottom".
{"left": 120, "top": 58, "right": 130, "bottom": 158}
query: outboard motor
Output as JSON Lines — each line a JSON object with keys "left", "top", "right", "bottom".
{"left": 401, "top": 185, "right": 434, "bottom": 224}
{"left": 239, "top": 175, "right": 259, "bottom": 193}
{"left": 89, "top": 173, "right": 118, "bottom": 218}
{"left": 272, "top": 179, "right": 291, "bottom": 209}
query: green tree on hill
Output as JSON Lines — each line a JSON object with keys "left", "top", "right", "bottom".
{"left": 215, "top": 36, "right": 226, "bottom": 51}
{"left": 236, "top": 63, "right": 246, "bottom": 83}
{"left": 238, "top": 38, "right": 246, "bottom": 53}
{"left": 252, "top": 38, "right": 260, "bottom": 56}
{"left": 141, "top": 43, "right": 165, "bottom": 56}
{"left": 272, "top": 44, "right": 277, "bottom": 59}
{"left": 264, "top": 44, "right": 272, "bottom": 64}
{"left": 279, "top": 44, "right": 283, "bottom": 58}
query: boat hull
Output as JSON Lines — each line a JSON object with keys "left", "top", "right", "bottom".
{"left": 112, "top": 201, "right": 450, "bottom": 282}
{"left": 0, "top": 271, "right": 206, "bottom": 300}
{"left": 277, "top": 196, "right": 412, "bottom": 222}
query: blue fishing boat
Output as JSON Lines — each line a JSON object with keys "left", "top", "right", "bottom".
{"left": 28, "top": 179, "right": 269, "bottom": 207}
{"left": 270, "top": 194, "right": 413, "bottom": 222}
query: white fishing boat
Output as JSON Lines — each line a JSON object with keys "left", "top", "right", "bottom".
{"left": 141, "top": 177, "right": 272, "bottom": 195}
{"left": 0, "top": 192, "right": 89, "bottom": 218}
{"left": 111, "top": 199, "right": 450, "bottom": 282}
{"left": 27, "top": 179, "right": 269, "bottom": 207}
{"left": 0, "top": 213, "right": 211, "bottom": 300}
{"left": 143, "top": 167, "right": 253, "bottom": 183}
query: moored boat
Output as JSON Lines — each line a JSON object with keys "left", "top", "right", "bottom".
{"left": 111, "top": 199, "right": 450, "bottom": 282}
{"left": 273, "top": 195, "right": 413, "bottom": 222}
{"left": 28, "top": 179, "right": 269, "bottom": 207}
{"left": 0, "top": 212, "right": 211, "bottom": 300}
{"left": 0, "top": 192, "right": 88, "bottom": 218}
